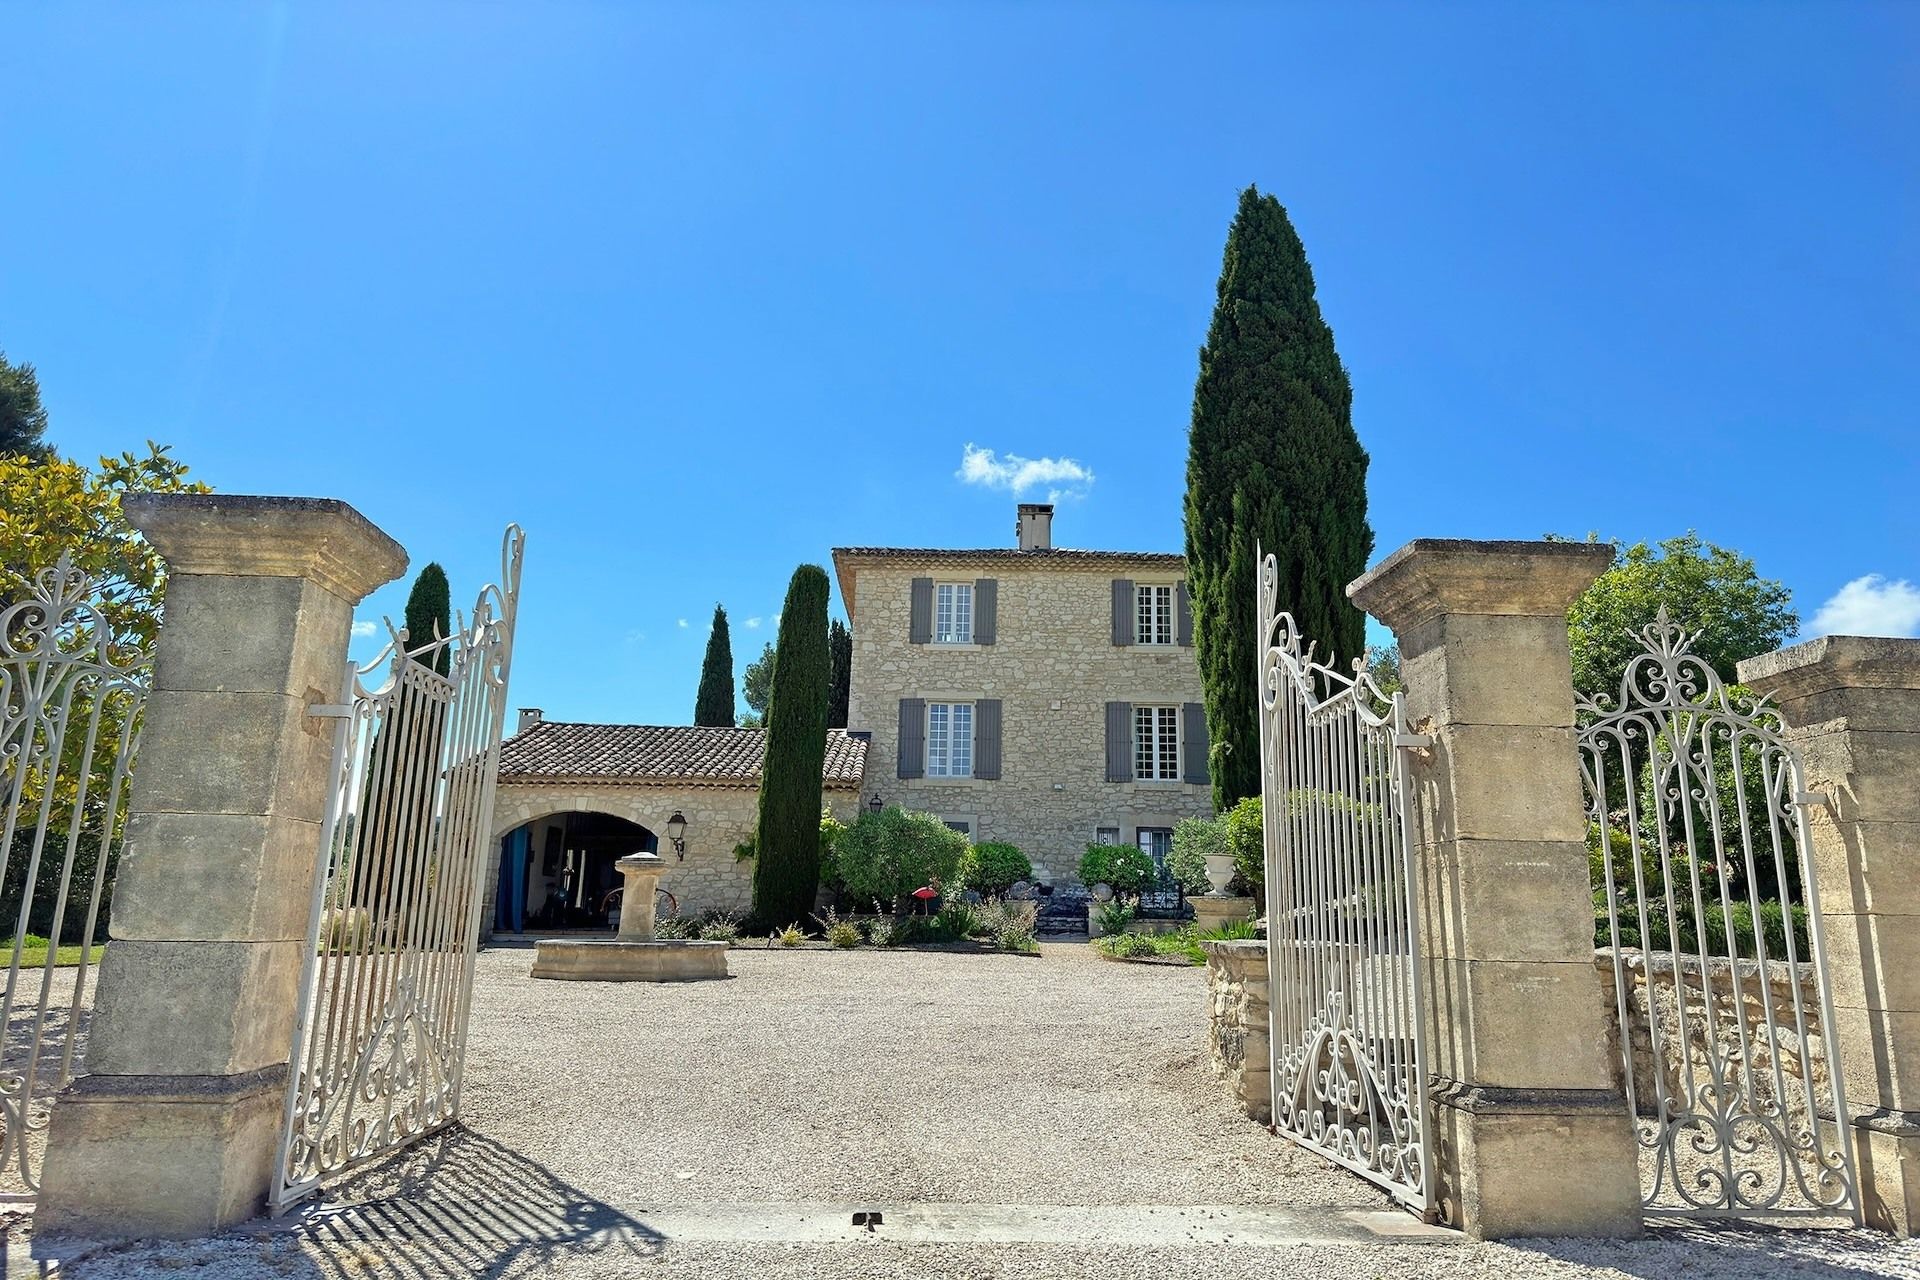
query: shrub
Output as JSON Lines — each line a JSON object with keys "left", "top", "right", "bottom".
{"left": 865, "top": 915, "right": 898, "bottom": 947}
{"left": 1078, "top": 843, "right": 1155, "bottom": 897}
{"left": 984, "top": 899, "right": 1039, "bottom": 953}
{"left": 320, "top": 907, "right": 371, "bottom": 954}
{"left": 937, "top": 898, "right": 985, "bottom": 940}
{"left": 1094, "top": 932, "right": 1160, "bottom": 960}
{"left": 778, "top": 924, "right": 806, "bottom": 947}
{"left": 1223, "top": 796, "right": 1264, "bottom": 893}
{"left": 1169, "top": 816, "right": 1223, "bottom": 896}
{"left": 827, "top": 920, "right": 860, "bottom": 948}
{"left": 1093, "top": 897, "right": 1135, "bottom": 937}
{"left": 832, "top": 806, "right": 970, "bottom": 911}
{"left": 654, "top": 914, "right": 697, "bottom": 940}
{"left": 955, "top": 842, "right": 1032, "bottom": 897}
{"left": 700, "top": 912, "right": 740, "bottom": 943}
{"left": 818, "top": 808, "right": 850, "bottom": 893}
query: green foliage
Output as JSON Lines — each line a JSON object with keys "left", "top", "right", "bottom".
{"left": 1562, "top": 533, "right": 1797, "bottom": 700}
{"left": 1092, "top": 897, "right": 1136, "bottom": 937}
{"left": 751, "top": 565, "right": 833, "bottom": 928}
{"left": 699, "top": 912, "right": 740, "bottom": 943}
{"left": 954, "top": 841, "right": 1032, "bottom": 897}
{"left": 936, "top": 898, "right": 985, "bottom": 940}
{"left": 1202, "top": 919, "right": 1260, "bottom": 942}
{"left": 817, "top": 807, "right": 849, "bottom": 889}
{"left": 1094, "top": 931, "right": 1160, "bottom": 960}
{"left": 827, "top": 920, "right": 860, "bottom": 948}
{"left": 1185, "top": 187, "right": 1372, "bottom": 811}
{"left": 655, "top": 914, "right": 698, "bottom": 941}
{"left": 403, "top": 563, "right": 452, "bottom": 675}
{"left": 1223, "top": 796, "right": 1265, "bottom": 892}
{"left": 1588, "top": 823, "right": 1809, "bottom": 960}
{"left": 983, "top": 899, "right": 1039, "bottom": 952}
{"left": 695, "top": 604, "right": 736, "bottom": 727}
{"left": 777, "top": 924, "right": 805, "bottom": 947}
{"left": 831, "top": 806, "right": 969, "bottom": 911}
{"left": 1366, "top": 644, "right": 1402, "bottom": 696}
{"left": 864, "top": 915, "right": 898, "bottom": 946}
{"left": 828, "top": 619, "right": 852, "bottom": 729}
{"left": 739, "top": 641, "right": 775, "bottom": 727}
{"left": 1168, "top": 816, "right": 1223, "bottom": 896}
{"left": 1078, "top": 843, "right": 1155, "bottom": 897}
{"left": 0, "top": 351, "right": 51, "bottom": 459}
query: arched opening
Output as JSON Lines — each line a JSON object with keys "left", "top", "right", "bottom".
{"left": 494, "top": 811, "right": 656, "bottom": 934}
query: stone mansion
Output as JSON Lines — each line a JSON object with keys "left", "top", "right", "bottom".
{"left": 485, "top": 503, "right": 1213, "bottom": 929}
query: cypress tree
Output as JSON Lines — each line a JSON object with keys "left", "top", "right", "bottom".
{"left": 695, "top": 604, "right": 736, "bottom": 726}
{"left": 0, "top": 351, "right": 52, "bottom": 459}
{"left": 751, "top": 565, "right": 832, "bottom": 928}
{"left": 827, "top": 619, "right": 852, "bottom": 729}
{"left": 1185, "top": 187, "right": 1372, "bottom": 810}
{"left": 403, "top": 563, "right": 453, "bottom": 674}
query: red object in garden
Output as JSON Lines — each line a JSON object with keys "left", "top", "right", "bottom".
{"left": 911, "top": 887, "right": 937, "bottom": 900}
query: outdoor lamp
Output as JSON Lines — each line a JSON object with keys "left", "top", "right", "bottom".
{"left": 666, "top": 811, "right": 688, "bottom": 860}
{"left": 868, "top": 794, "right": 884, "bottom": 816}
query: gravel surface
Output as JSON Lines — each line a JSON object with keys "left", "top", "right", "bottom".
{"left": 33, "top": 942, "right": 1920, "bottom": 1278}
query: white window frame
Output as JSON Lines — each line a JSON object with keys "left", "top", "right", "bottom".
{"left": 1135, "top": 582, "right": 1175, "bottom": 647}
{"left": 1094, "top": 826, "right": 1121, "bottom": 847}
{"left": 1133, "top": 703, "right": 1181, "bottom": 782}
{"left": 926, "top": 700, "right": 975, "bottom": 778}
{"left": 933, "top": 582, "right": 974, "bottom": 645}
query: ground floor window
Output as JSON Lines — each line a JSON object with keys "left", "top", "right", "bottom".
{"left": 942, "top": 818, "right": 973, "bottom": 840}
{"left": 1136, "top": 826, "right": 1174, "bottom": 870}
{"left": 1094, "top": 826, "right": 1120, "bottom": 846}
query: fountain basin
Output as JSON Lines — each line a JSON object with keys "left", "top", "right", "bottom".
{"left": 530, "top": 937, "right": 729, "bottom": 982}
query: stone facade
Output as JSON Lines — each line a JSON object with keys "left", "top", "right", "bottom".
{"left": 836, "top": 538, "right": 1213, "bottom": 885}
{"left": 485, "top": 782, "right": 863, "bottom": 931}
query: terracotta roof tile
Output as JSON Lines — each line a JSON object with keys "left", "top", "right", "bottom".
{"left": 498, "top": 722, "right": 868, "bottom": 790}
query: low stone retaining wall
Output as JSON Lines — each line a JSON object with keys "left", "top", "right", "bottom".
{"left": 1595, "top": 947, "right": 1832, "bottom": 1125}
{"left": 1202, "top": 939, "right": 1271, "bottom": 1124}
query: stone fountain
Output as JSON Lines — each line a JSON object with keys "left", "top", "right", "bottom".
{"left": 1190, "top": 848, "right": 1257, "bottom": 932}
{"left": 529, "top": 851, "right": 729, "bottom": 982}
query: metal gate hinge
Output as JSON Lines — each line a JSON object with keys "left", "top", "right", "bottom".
{"left": 1794, "top": 790, "right": 1831, "bottom": 809}
{"left": 1393, "top": 732, "right": 1434, "bottom": 751}
{"left": 307, "top": 704, "right": 355, "bottom": 720}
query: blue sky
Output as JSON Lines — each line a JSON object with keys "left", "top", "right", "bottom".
{"left": 6, "top": 3, "right": 1916, "bottom": 724}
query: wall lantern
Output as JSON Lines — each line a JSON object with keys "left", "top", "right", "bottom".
{"left": 868, "top": 795, "right": 884, "bottom": 817}
{"left": 666, "top": 811, "right": 688, "bottom": 860}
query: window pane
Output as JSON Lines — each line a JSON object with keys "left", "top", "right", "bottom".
{"left": 951, "top": 703, "right": 973, "bottom": 776}
{"left": 928, "top": 703, "right": 950, "bottom": 775}
{"left": 1157, "top": 706, "right": 1179, "bottom": 779}
{"left": 1134, "top": 706, "right": 1153, "bottom": 779}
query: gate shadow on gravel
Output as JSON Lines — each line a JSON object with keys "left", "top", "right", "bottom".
{"left": 1513, "top": 1222, "right": 1917, "bottom": 1280}
{"left": 287, "top": 1128, "right": 663, "bottom": 1279}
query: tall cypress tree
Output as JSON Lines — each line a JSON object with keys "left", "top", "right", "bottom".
{"left": 751, "top": 565, "right": 832, "bottom": 927}
{"left": 827, "top": 618, "right": 852, "bottom": 729}
{"left": 403, "top": 563, "right": 452, "bottom": 674}
{"left": 695, "top": 604, "right": 736, "bottom": 726}
{"left": 1185, "top": 187, "right": 1372, "bottom": 810}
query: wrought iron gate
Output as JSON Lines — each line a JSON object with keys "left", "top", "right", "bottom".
{"left": 0, "top": 558, "right": 148, "bottom": 1205}
{"left": 272, "top": 526, "right": 524, "bottom": 1212}
{"left": 1256, "top": 551, "right": 1433, "bottom": 1215}
{"left": 1578, "top": 610, "right": 1857, "bottom": 1219}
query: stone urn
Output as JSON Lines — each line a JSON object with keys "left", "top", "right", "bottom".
{"left": 1193, "top": 852, "right": 1256, "bottom": 933}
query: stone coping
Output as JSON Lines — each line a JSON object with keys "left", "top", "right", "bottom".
{"left": 1738, "top": 634, "right": 1920, "bottom": 699}
{"left": 122, "top": 494, "right": 407, "bottom": 604}
{"left": 1347, "top": 538, "right": 1612, "bottom": 632}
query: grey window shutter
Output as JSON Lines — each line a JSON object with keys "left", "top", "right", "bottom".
{"left": 1111, "top": 579, "right": 1134, "bottom": 646}
{"left": 908, "top": 578, "right": 933, "bottom": 644}
{"left": 974, "top": 578, "right": 998, "bottom": 645}
{"left": 897, "top": 698, "right": 926, "bottom": 779}
{"left": 1105, "top": 701, "right": 1132, "bottom": 782}
{"left": 1182, "top": 702, "right": 1210, "bottom": 785}
{"left": 974, "top": 698, "right": 1002, "bottom": 779}
{"left": 1176, "top": 580, "right": 1193, "bottom": 647}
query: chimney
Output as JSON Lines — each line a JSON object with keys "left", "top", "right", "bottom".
{"left": 516, "top": 707, "right": 544, "bottom": 735}
{"left": 1016, "top": 503, "right": 1054, "bottom": 551}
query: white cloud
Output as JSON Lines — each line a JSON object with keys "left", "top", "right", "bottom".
{"left": 956, "top": 442, "right": 1094, "bottom": 502}
{"left": 677, "top": 618, "right": 689, "bottom": 629}
{"left": 1810, "top": 575, "right": 1920, "bottom": 638}
{"left": 744, "top": 617, "right": 763, "bottom": 629}
{"left": 351, "top": 620, "right": 377, "bottom": 638}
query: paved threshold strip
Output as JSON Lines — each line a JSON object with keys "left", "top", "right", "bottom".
{"left": 297, "top": 1200, "right": 1461, "bottom": 1248}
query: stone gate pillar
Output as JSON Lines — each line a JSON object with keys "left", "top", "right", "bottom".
{"left": 1739, "top": 635, "right": 1920, "bottom": 1235}
{"left": 38, "top": 495, "right": 406, "bottom": 1239}
{"left": 1348, "top": 539, "right": 1641, "bottom": 1239}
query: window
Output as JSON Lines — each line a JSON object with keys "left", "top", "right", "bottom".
{"left": 1135, "top": 583, "right": 1174, "bottom": 646}
{"left": 1134, "top": 705, "right": 1180, "bottom": 781}
{"left": 943, "top": 819, "right": 973, "bottom": 840}
{"left": 1094, "top": 826, "right": 1121, "bottom": 846}
{"left": 1137, "top": 827, "right": 1174, "bottom": 869}
{"left": 926, "top": 701, "right": 975, "bottom": 777}
{"left": 934, "top": 583, "right": 973, "bottom": 644}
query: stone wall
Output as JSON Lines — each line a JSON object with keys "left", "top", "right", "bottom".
{"left": 845, "top": 558, "right": 1213, "bottom": 883}
{"left": 486, "top": 783, "right": 863, "bottom": 931}
{"left": 1202, "top": 939, "right": 1271, "bottom": 1124}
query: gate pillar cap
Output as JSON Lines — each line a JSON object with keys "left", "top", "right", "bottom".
{"left": 1739, "top": 635, "right": 1920, "bottom": 702}
{"left": 122, "top": 494, "right": 407, "bottom": 605}
{"left": 1347, "top": 538, "right": 1612, "bottom": 633}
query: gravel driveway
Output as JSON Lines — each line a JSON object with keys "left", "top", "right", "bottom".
{"left": 38, "top": 943, "right": 1920, "bottom": 1279}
